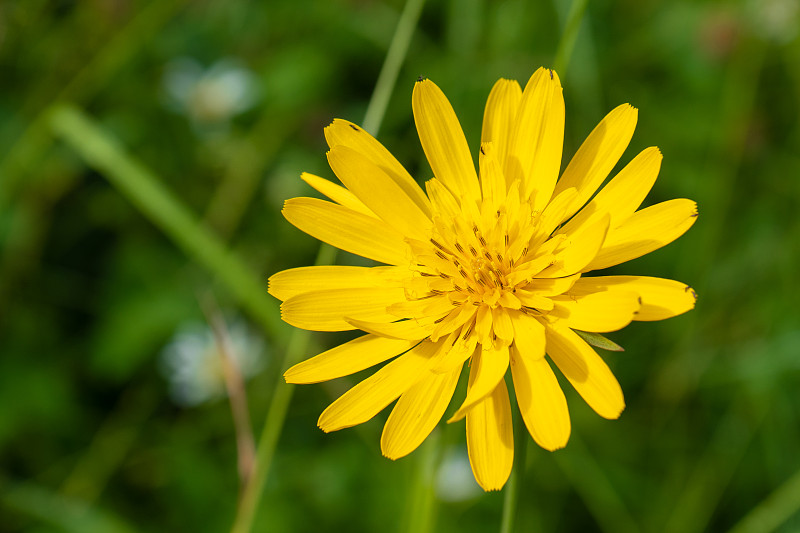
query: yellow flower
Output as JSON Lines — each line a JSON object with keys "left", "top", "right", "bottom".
{"left": 269, "top": 67, "right": 697, "bottom": 491}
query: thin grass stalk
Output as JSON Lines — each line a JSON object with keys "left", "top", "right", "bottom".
{"left": 553, "top": 0, "right": 589, "bottom": 76}
{"left": 403, "top": 429, "right": 441, "bottom": 533}
{"left": 48, "top": 105, "right": 285, "bottom": 345}
{"left": 362, "top": 0, "right": 427, "bottom": 137}
{"left": 201, "top": 294, "right": 258, "bottom": 488}
{"left": 499, "top": 1, "right": 589, "bottom": 529}
{"left": 727, "top": 464, "right": 800, "bottom": 533}
{"left": 230, "top": 0, "right": 427, "bottom": 531}
{"left": 500, "top": 403, "right": 526, "bottom": 533}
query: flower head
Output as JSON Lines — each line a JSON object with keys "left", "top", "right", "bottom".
{"left": 269, "top": 67, "right": 697, "bottom": 491}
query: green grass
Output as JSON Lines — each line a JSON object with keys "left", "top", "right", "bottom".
{"left": 1, "top": 0, "right": 800, "bottom": 532}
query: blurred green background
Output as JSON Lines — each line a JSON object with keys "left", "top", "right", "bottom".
{"left": 1, "top": 0, "right": 799, "bottom": 532}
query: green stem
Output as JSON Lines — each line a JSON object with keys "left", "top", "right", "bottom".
{"left": 230, "top": 0, "right": 426, "bottom": 531}
{"left": 230, "top": 244, "right": 336, "bottom": 533}
{"left": 361, "top": 0, "right": 427, "bottom": 137}
{"left": 403, "top": 429, "right": 441, "bottom": 533}
{"left": 553, "top": 0, "right": 589, "bottom": 76}
{"left": 500, "top": 403, "right": 526, "bottom": 533}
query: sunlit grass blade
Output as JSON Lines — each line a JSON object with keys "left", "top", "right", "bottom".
{"left": 661, "top": 400, "right": 767, "bottom": 533}
{"left": 231, "top": 0, "right": 427, "bottom": 531}
{"left": 552, "top": 0, "right": 589, "bottom": 75}
{"left": 1, "top": 481, "right": 137, "bottom": 533}
{"left": 48, "top": 104, "right": 285, "bottom": 345}
{"left": 554, "top": 434, "right": 639, "bottom": 533}
{"left": 728, "top": 465, "right": 800, "bottom": 533}
{"left": 362, "top": 0, "right": 426, "bottom": 136}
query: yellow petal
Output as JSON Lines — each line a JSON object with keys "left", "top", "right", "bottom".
{"left": 479, "top": 142, "right": 506, "bottom": 208}
{"left": 300, "top": 172, "right": 375, "bottom": 217}
{"left": 532, "top": 187, "right": 577, "bottom": 244}
{"left": 505, "top": 67, "right": 565, "bottom": 209}
{"left": 508, "top": 310, "right": 546, "bottom": 360}
{"left": 425, "top": 178, "right": 461, "bottom": 219}
{"left": 281, "top": 287, "right": 405, "bottom": 331}
{"left": 539, "top": 213, "right": 609, "bottom": 277}
{"left": 506, "top": 253, "right": 556, "bottom": 286}
{"left": 318, "top": 340, "right": 440, "bottom": 432}
{"left": 285, "top": 334, "right": 417, "bottom": 384}
{"left": 413, "top": 79, "right": 480, "bottom": 202}
{"left": 431, "top": 330, "right": 478, "bottom": 373}
{"left": 327, "top": 145, "right": 432, "bottom": 240}
{"left": 515, "top": 291, "right": 555, "bottom": 311}
{"left": 429, "top": 304, "right": 477, "bottom": 342}
{"left": 525, "top": 274, "right": 580, "bottom": 297}
{"left": 449, "top": 343, "right": 509, "bottom": 422}
{"left": 552, "top": 104, "right": 638, "bottom": 221}
{"left": 492, "top": 307, "right": 514, "bottom": 342}
{"left": 551, "top": 290, "right": 640, "bottom": 332}
{"left": 481, "top": 78, "right": 522, "bottom": 166}
{"left": 559, "top": 147, "right": 662, "bottom": 235}
{"left": 324, "top": 119, "right": 432, "bottom": 217}
{"left": 475, "top": 304, "right": 493, "bottom": 345}
{"left": 283, "top": 197, "right": 410, "bottom": 265}
{"left": 545, "top": 323, "right": 625, "bottom": 420}
{"left": 509, "top": 346, "right": 570, "bottom": 451}
{"left": 569, "top": 276, "right": 698, "bottom": 321}
{"left": 586, "top": 199, "right": 698, "bottom": 271}
{"left": 345, "top": 317, "right": 434, "bottom": 340}
{"left": 466, "top": 381, "right": 514, "bottom": 491}
{"left": 381, "top": 366, "right": 461, "bottom": 459}
{"left": 387, "top": 294, "right": 453, "bottom": 320}
{"left": 268, "top": 265, "right": 407, "bottom": 301}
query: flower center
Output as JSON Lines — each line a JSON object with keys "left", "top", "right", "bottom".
{"left": 399, "top": 193, "right": 564, "bottom": 346}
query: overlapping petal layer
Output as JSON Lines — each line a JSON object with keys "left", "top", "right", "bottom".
{"left": 275, "top": 67, "right": 697, "bottom": 491}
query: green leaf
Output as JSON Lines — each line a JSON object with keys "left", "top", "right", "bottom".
{"left": 574, "top": 330, "right": 624, "bottom": 352}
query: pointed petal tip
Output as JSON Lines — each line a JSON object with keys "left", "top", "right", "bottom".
{"left": 446, "top": 410, "right": 466, "bottom": 424}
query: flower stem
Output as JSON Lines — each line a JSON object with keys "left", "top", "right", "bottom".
{"left": 230, "top": 244, "right": 336, "bottom": 533}
{"left": 404, "top": 429, "right": 441, "bottom": 533}
{"left": 553, "top": 0, "right": 589, "bottom": 76}
{"left": 500, "top": 403, "right": 526, "bottom": 533}
{"left": 230, "top": 0, "right": 426, "bottom": 530}
{"left": 362, "top": 0, "right": 427, "bottom": 137}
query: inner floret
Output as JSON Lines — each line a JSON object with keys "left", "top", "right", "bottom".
{"left": 397, "top": 191, "right": 573, "bottom": 347}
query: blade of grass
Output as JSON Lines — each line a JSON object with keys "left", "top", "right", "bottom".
{"left": 553, "top": 0, "right": 589, "bottom": 75}
{"left": 554, "top": 434, "right": 640, "bottom": 533}
{"left": 500, "top": 401, "right": 527, "bottom": 533}
{"left": 402, "top": 429, "right": 441, "bottom": 533}
{"left": 727, "top": 465, "right": 800, "bottom": 533}
{"left": 1, "top": 480, "right": 138, "bottom": 533}
{"left": 229, "top": 244, "right": 335, "bottom": 533}
{"left": 362, "top": 0, "right": 426, "bottom": 136}
{"left": 496, "top": 5, "right": 591, "bottom": 531}
{"left": 230, "top": 0, "right": 426, "bottom": 531}
{"left": 0, "top": 0, "right": 189, "bottom": 210}
{"left": 48, "top": 105, "right": 286, "bottom": 345}
{"left": 203, "top": 113, "right": 296, "bottom": 239}
{"left": 60, "top": 384, "right": 158, "bottom": 503}
{"left": 661, "top": 399, "right": 767, "bottom": 533}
